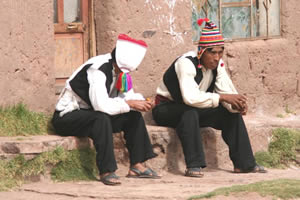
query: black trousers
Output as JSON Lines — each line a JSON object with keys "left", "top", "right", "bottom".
{"left": 52, "top": 109, "right": 157, "bottom": 175}
{"left": 152, "top": 102, "right": 256, "bottom": 170}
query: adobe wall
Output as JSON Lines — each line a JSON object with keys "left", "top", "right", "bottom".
{"left": 0, "top": 0, "right": 56, "bottom": 113}
{"left": 95, "top": 0, "right": 300, "bottom": 116}
{"left": 1, "top": 0, "right": 297, "bottom": 116}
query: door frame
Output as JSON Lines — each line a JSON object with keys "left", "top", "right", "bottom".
{"left": 54, "top": 0, "right": 96, "bottom": 94}
{"left": 54, "top": 0, "right": 90, "bottom": 62}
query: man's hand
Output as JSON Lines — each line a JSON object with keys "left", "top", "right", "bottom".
{"left": 125, "top": 99, "right": 155, "bottom": 112}
{"left": 232, "top": 102, "right": 248, "bottom": 115}
{"left": 219, "top": 94, "right": 248, "bottom": 115}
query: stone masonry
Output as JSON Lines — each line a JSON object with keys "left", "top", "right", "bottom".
{"left": 1, "top": 115, "right": 299, "bottom": 173}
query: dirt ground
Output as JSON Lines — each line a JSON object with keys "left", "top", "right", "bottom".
{"left": 1, "top": 165, "right": 299, "bottom": 200}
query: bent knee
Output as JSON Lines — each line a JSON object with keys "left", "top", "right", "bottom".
{"left": 128, "top": 110, "right": 143, "bottom": 120}
{"left": 182, "top": 109, "right": 199, "bottom": 121}
{"left": 94, "top": 112, "right": 111, "bottom": 123}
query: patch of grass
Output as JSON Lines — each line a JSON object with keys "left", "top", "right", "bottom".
{"left": 285, "top": 105, "right": 296, "bottom": 115}
{"left": 0, "top": 147, "right": 98, "bottom": 191}
{"left": 51, "top": 148, "right": 98, "bottom": 181}
{"left": 255, "top": 128, "right": 300, "bottom": 168}
{"left": 0, "top": 103, "right": 50, "bottom": 136}
{"left": 189, "top": 179, "right": 300, "bottom": 200}
{"left": 254, "top": 151, "right": 280, "bottom": 168}
{"left": 276, "top": 113, "right": 284, "bottom": 118}
{"left": 276, "top": 105, "right": 297, "bottom": 118}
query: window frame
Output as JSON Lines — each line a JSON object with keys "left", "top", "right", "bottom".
{"left": 194, "top": 0, "right": 282, "bottom": 43}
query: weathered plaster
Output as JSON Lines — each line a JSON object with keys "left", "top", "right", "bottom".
{"left": 0, "top": 0, "right": 55, "bottom": 112}
{"left": 144, "top": 0, "right": 187, "bottom": 45}
{"left": 95, "top": 0, "right": 300, "bottom": 116}
{"left": 0, "top": 0, "right": 298, "bottom": 116}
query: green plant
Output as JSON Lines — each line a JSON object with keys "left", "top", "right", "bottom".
{"left": 51, "top": 148, "right": 98, "bottom": 181}
{"left": 284, "top": 105, "right": 296, "bottom": 115}
{"left": 255, "top": 128, "right": 300, "bottom": 168}
{"left": 189, "top": 179, "right": 300, "bottom": 200}
{"left": 0, "top": 103, "right": 50, "bottom": 136}
{"left": 276, "top": 113, "right": 284, "bottom": 118}
{"left": 275, "top": 104, "right": 298, "bottom": 118}
{"left": 0, "top": 147, "right": 98, "bottom": 191}
{"left": 254, "top": 151, "right": 280, "bottom": 168}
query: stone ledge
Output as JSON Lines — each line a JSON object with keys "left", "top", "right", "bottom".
{"left": 0, "top": 135, "right": 93, "bottom": 160}
{"left": 1, "top": 115, "right": 299, "bottom": 171}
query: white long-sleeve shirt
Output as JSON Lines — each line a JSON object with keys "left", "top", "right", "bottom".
{"left": 55, "top": 53, "right": 145, "bottom": 117}
{"left": 156, "top": 51, "right": 239, "bottom": 112}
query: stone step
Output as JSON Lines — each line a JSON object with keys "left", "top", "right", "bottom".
{"left": 0, "top": 115, "right": 299, "bottom": 172}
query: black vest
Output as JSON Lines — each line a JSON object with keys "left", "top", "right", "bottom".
{"left": 163, "top": 56, "right": 217, "bottom": 103}
{"left": 69, "top": 59, "right": 114, "bottom": 108}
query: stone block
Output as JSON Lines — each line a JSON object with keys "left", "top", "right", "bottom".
{"left": 0, "top": 135, "right": 92, "bottom": 159}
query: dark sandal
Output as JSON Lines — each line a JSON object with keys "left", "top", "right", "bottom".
{"left": 100, "top": 172, "right": 121, "bottom": 185}
{"left": 126, "top": 167, "right": 161, "bottom": 179}
{"left": 234, "top": 165, "right": 267, "bottom": 173}
{"left": 185, "top": 168, "right": 204, "bottom": 178}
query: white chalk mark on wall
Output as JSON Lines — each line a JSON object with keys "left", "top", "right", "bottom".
{"left": 144, "top": 0, "right": 186, "bottom": 45}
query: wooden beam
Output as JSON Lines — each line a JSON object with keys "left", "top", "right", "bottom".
{"left": 222, "top": 2, "right": 251, "bottom": 8}
{"left": 54, "top": 23, "right": 85, "bottom": 33}
{"left": 57, "top": 0, "right": 64, "bottom": 24}
{"left": 89, "top": 0, "right": 97, "bottom": 57}
{"left": 82, "top": 0, "right": 89, "bottom": 25}
{"left": 250, "top": 0, "right": 253, "bottom": 37}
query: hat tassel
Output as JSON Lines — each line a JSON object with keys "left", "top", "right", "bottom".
{"left": 116, "top": 72, "right": 132, "bottom": 92}
{"left": 197, "top": 18, "right": 209, "bottom": 26}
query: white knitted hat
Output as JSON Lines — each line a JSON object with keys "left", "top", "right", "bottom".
{"left": 115, "top": 34, "right": 148, "bottom": 73}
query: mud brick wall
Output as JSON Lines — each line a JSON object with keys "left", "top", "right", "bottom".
{"left": 0, "top": 0, "right": 56, "bottom": 112}
{"left": 95, "top": 0, "right": 300, "bottom": 116}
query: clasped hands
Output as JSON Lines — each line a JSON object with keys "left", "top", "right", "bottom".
{"left": 126, "top": 94, "right": 248, "bottom": 114}
{"left": 219, "top": 94, "right": 248, "bottom": 115}
{"left": 125, "top": 98, "right": 155, "bottom": 112}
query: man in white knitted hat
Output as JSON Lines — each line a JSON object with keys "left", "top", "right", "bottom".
{"left": 52, "top": 34, "right": 160, "bottom": 185}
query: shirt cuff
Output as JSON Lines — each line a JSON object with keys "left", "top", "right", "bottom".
{"left": 120, "top": 99, "right": 131, "bottom": 113}
{"left": 211, "top": 93, "right": 220, "bottom": 108}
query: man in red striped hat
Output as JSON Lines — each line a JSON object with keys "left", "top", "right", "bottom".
{"left": 152, "top": 18, "right": 266, "bottom": 177}
{"left": 52, "top": 34, "right": 160, "bottom": 185}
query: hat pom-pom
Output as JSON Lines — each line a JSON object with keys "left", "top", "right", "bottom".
{"left": 197, "top": 18, "right": 209, "bottom": 26}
